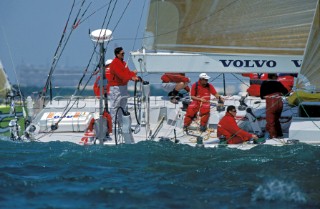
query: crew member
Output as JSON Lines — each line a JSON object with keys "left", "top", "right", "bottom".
{"left": 183, "top": 73, "right": 223, "bottom": 132}
{"left": 161, "top": 73, "right": 190, "bottom": 104}
{"left": 93, "top": 59, "right": 113, "bottom": 96}
{"left": 109, "top": 47, "right": 140, "bottom": 125}
{"left": 260, "top": 73, "right": 288, "bottom": 139}
{"left": 242, "top": 73, "right": 268, "bottom": 97}
{"left": 277, "top": 73, "right": 297, "bottom": 92}
{"left": 217, "top": 105, "right": 258, "bottom": 144}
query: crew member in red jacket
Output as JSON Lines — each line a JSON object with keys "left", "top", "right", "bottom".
{"left": 161, "top": 73, "right": 190, "bottom": 104}
{"left": 217, "top": 105, "right": 258, "bottom": 144}
{"left": 109, "top": 47, "right": 140, "bottom": 125}
{"left": 260, "top": 73, "right": 288, "bottom": 139}
{"left": 242, "top": 73, "right": 268, "bottom": 97}
{"left": 183, "top": 73, "right": 223, "bottom": 132}
{"left": 277, "top": 73, "right": 297, "bottom": 92}
{"left": 93, "top": 59, "right": 113, "bottom": 96}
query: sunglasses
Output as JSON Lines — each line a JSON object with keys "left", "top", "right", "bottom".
{"left": 119, "top": 52, "right": 125, "bottom": 55}
{"left": 231, "top": 110, "right": 237, "bottom": 112}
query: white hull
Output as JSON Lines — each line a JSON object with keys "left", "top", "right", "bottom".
{"left": 20, "top": 94, "right": 316, "bottom": 150}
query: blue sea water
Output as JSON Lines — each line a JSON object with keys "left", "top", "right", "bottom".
{"left": 0, "top": 138, "right": 319, "bottom": 209}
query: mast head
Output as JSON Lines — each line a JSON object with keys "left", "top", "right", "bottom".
{"left": 90, "top": 29, "right": 113, "bottom": 43}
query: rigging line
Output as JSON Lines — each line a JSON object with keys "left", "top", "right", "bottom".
{"left": 58, "top": 0, "right": 130, "bottom": 128}
{"left": 75, "top": 0, "right": 116, "bottom": 94}
{"left": 49, "top": 0, "right": 88, "bottom": 81}
{"left": 56, "top": 0, "right": 133, "bottom": 130}
{"left": 71, "top": 0, "right": 87, "bottom": 29}
{"left": 79, "top": 1, "right": 112, "bottom": 25}
{"left": 99, "top": 0, "right": 117, "bottom": 50}
{"left": 230, "top": 73, "right": 250, "bottom": 87}
{"left": 112, "top": 0, "right": 132, "bottom": 54}
{"left": 1, "top": 27, "right": 23, "bottom": 96}
{"left": 112, "top": 0, "right": 132, "bottom": 34}
{"left": 131, "top": 0, "right": 147, "bottom": 51}
{"left": 209, "top": 73, "right": 223, "bottom": 83}
{"left": 55, "top": 1, "right": 117, "bottom": 126}
{"left": 79, "top": 0, "right": 128, "bottom": 87}
{"left": 75, "top": 2, "right": 92, "bottom": 29}
{"left": 42, "top": 0, "right": 76, "bottom": 97}
{"left": 78, "top": 0, "right": 126, "bottom": 94}
{"left": 49, "top": 1, "right": 90, "bottom": 120}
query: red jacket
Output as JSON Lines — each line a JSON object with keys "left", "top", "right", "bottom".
{"left": 277, "top": 75, "right": 294, "bottom": 92}
{"left": 242, "top": 73, "right": 268, "bottom": 97}
{"left": 217, "top": 112, "right": 252, "bottom": 141}
{"left": 191, "top": 81, "right": 217, "bottom": 102}
{"left": 108, "top": 57, "right": 136, "bottom": 86}
{"left": 93, "top": 67, "right": 112, "bottom": 96}
{"left": 161, "top": 73, "right": 190, "bottom": 83}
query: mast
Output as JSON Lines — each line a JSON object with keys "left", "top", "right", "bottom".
{"left": 90, "top": 29, "right": 112, "bottom": 144}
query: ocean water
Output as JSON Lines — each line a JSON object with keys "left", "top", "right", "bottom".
{"left": 0, "top": 138, "right": 319, "bottom": 209}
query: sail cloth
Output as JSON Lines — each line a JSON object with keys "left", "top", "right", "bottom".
{"left": 0, "top": 61, "right": 11, "bottom": 99}
{"left": 145, "top": 0, "right": 318, "bottom": 55}
{"left": 133, "top": 0, "right": 319, "bottom": 73}
{"left": 299, "top": 0, "right": 320, "bottom": 92}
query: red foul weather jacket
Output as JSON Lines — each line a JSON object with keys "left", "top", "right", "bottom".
{"left": 108, "top": 57, "right": 136, "bottom": 86}
{"left": 190, "top": 81, "right": 217, "bottom": 101}
{"left": 217, "top": 112, "right": 253, "bottom": 144}
{"left": 277, "top": 75, "right": 294, "bottom": 92}
{"left": 93, "top": 66, "right": 112, "bottom": 96}
{"left": 161, "top": 73, "right": 190, "bottom": 83}
{"left": 242, "top": 73, "right": 268, "bottom": 97}
{"left": 183, "top": 81, "right": 218, "bottom": 127}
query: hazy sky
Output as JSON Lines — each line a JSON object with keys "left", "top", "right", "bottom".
{"left": 0, "top": 0, "right": 148, "bottom": 84}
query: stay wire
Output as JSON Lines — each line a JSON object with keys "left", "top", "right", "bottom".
{"left": 77, "top": 0, "right": 132, "bottom": 95}
{"left": 53, "top": 1, "right": 92, "bottom": 123}
{"left": 56, "top": 0, "right": 118, "bottom": 126}
{"left": 131, "top": 0, "right": 146, "bottom": 51}
{"left": 41, "top": 0, "right": 76, "bottom": 98}
{"left": 76, "top": 0, "right": 116, "bottom": 95}
{"left": 50, "top": 1, "right": 98, "bottom": 126}
{"left": 1, "top": 26, "right": 26, "bottom": 115}
{"left": 52, "top": 0, "right": 87, "bottom": 94}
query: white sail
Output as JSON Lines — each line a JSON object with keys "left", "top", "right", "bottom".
{"left": 299, "top": 0, "right": 320, "bottom": 91}
{"left": 131, "top": 0, "right": 318, "bottom": 73}
{"left": 0, "top": 60, "right": 11, "bottom": 99}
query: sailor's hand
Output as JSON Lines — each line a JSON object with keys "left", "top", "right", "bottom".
{"left": 252, "top": 134, "right": 259, "bottom": 140}
{"left": 133, "top": 70, "right": 138, "bottom": 74}
{"left": 218, "top": 96, "right": 224, "bottom": 103}
{"left": 132, "top": 76, "right": 140, "bottom": 81}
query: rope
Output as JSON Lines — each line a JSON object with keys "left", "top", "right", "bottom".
{"left": 41, "top": 0, "right": 77, "bottom": 98}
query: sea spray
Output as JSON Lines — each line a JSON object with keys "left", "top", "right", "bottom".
{"left": 252, "top": 179, "right": 307, "bottom": 203}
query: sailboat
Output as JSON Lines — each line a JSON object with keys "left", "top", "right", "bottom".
{"left": 0, "top": 60, "right": 11, "bottom": 101}
{"left": 131, "top": 0, "right": 320, "bottom": 146}
{"left": 6, "top": 0, "right": 320, "bottom": 149}
{"left": 0, "top": 60, "right": 25, "bottom": 138}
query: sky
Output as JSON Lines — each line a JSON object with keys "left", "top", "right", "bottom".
{"left": 0, "top": 0, "right": 148, "bottom": 84}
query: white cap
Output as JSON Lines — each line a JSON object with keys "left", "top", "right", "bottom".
{"left": 199, "top": 73, "right": 210, "bottom": 79}
{"left": 105, "top": 59, "right": 113, "bottom": 65}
